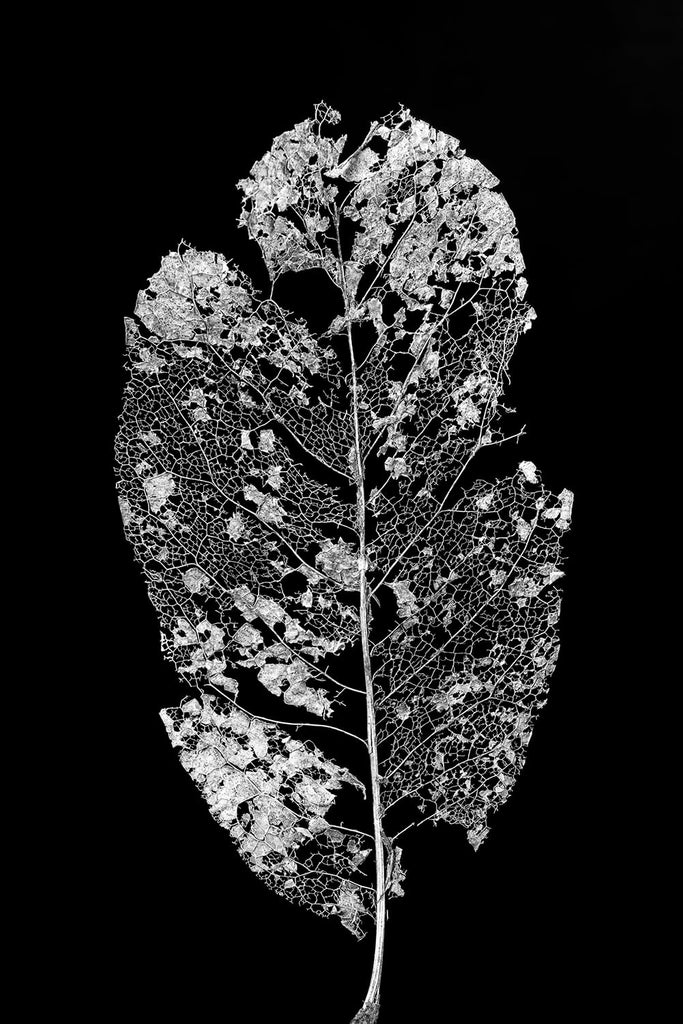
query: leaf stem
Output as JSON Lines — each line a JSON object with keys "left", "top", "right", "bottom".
{"left": 334, "top": 211, "right": 388, "bottom": 1020}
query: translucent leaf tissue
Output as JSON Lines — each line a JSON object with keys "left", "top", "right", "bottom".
{"left": 115, "top": 103, "right": 573, "bottom": 1022}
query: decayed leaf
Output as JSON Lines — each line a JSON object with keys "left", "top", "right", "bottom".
{"left": 116, "top": 102, "right": 572, "bottom": 1022}
{"left": 162, "top": 695, "right": 372, "bottom": 936}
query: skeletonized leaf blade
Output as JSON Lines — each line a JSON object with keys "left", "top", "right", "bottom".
{"left": 162, "top": 695, "right": 374, "bottom": 936}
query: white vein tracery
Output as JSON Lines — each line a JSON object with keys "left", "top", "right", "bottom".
{"left": 115, "top": 102, "right": 572, "bottom": 1024}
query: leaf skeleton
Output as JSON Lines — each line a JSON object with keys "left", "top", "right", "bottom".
{"left": 115, "top": 102, "right": 573, "bottom": 1024}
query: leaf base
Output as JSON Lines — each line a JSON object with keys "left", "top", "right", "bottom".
{"left": 351, "top": 1002, "right": 380, "bottom": 1023}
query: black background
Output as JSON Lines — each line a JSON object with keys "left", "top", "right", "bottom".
{"left": 51, "top": 5, "right": 677, "bottom": 1021}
